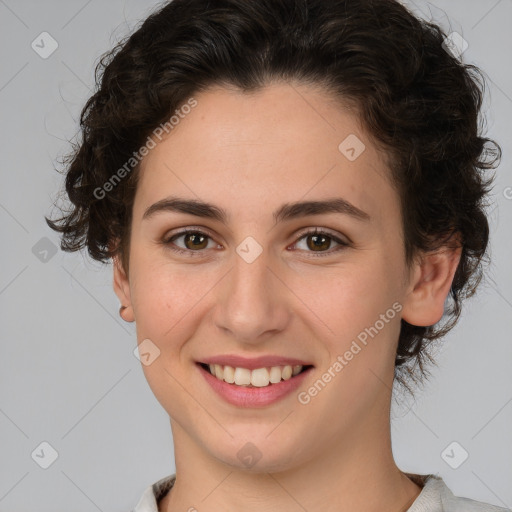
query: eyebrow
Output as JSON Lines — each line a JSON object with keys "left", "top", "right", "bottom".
{"left": 142, "top": 196, "right": 371, "bottom": 224}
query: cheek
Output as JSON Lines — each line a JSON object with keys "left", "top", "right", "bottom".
{"left": 129, "top": 258, "right": 205, "bottom": 351}
{"left": 131, "top": 263, "right": 207, "bottom": 411}
{"left": 296, "top": 264, "right": 401, "bottom": 417}
{"left": 290, "top": 259, "right": 399, "bottom": 336}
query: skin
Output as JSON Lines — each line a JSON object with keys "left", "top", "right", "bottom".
{"left": 113, "top": 81, "right": 461, "bottom": 512}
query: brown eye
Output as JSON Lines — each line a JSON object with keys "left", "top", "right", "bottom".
{"left": 182, "top": 232, "right": 209, "bottom": 250}
{"left": 163, "top": 229, "right": 216, "bottom": 255}
{"left": 305, "top": 233, "right": 332, "bottom": 251}
{"left": 292, "top": 228, "right": 349, "bottom": 257}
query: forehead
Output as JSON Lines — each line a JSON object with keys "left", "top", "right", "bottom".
{"left": 134, "top": 82, "right": 398, "bottom": 226}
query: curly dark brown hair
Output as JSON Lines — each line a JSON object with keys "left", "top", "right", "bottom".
{"left": 46, "top": 0, "right": 501, "bottom": 393}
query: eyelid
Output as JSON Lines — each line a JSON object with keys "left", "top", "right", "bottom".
{"left": 163, "top": 225, "right": 219, "bottom": 242}
{"left": 293, "top": 226, "right": 349, "bottom": 244}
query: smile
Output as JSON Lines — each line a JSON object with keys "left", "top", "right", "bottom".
{"left": 199, "top": 362, "right": 313, "bottom": 387}
{"left": 196, "top": 362, "right": 314, "bottom": 407}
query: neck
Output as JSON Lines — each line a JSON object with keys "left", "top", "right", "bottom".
{"left": 160, "top": 411, "right": 422, "bottom": 512}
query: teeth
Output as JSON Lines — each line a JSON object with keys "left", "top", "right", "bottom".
{"left": 292, "top": 364, "right": 302, "bottom": 376}
{"left": 252, "top": 368, "right": 274, "bottom": 387}
{"left": 207, "top": 364, "right": 305, "bottom": 387}
{"left": 223, "top": 365, "right": 235, "bottom": 383}
{"left": 215, "top": 364, "right": 224, "bottom": 379}
{"left": 282, "top": 365, "right": 292, "bottom": 380}
{"left": 269, "top": 366, "right": 283, "bottom": 383}
{"left": 234, "top": 366, "right": 251, "bottom": 385}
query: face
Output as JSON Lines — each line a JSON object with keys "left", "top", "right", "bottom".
{"left": 113, "top": 82, "right": 454, "bottom": 472}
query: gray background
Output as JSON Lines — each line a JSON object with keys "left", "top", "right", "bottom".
{"left": 0, "top": 0, "right": 510, "bottom": 510}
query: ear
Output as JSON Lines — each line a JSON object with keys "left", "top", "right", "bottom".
{"left": 401, "top": 243, "right": 462, "bottom": 327}
{"left": 112, "top": 249, "right": 135, "bottom": 323}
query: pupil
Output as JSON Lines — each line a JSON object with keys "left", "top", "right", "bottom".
{"left": 187, "top": 233, "right": 206, "bottom": 249}
{"left": 309, "top": 234, "right": 329, "bottom": 251}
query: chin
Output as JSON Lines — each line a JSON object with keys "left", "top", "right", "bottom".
{"left": 207, "top": 432, "right": 311, "bottom": 474}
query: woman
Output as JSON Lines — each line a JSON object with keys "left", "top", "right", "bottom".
{"left": 46, "top": 0, "right": 506, "bottom": 510}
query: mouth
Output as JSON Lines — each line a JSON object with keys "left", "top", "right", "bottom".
{"left": 197, "top": 362, "right": 314, "bottom": 388}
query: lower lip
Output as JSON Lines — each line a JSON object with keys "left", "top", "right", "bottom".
{"left": 197, "top": 363, "right": 313, "bottom": 408}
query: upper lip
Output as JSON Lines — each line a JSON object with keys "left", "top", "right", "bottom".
{"left": 198, "top": 355, "right": 314, "bottom": 370}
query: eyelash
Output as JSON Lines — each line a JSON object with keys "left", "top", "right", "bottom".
{"left": 162, "top": 227, "right": 349, "bottom": 258}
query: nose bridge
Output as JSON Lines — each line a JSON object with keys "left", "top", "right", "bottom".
{"left": 213, "top": 240, "right": 289, "bottom": 341}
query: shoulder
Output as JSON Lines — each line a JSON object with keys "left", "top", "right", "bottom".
{"left": 131, "top": 474, "right": 176, "bottom": 512}
{"left": 133, "top": 473, "right": 510, "bottom": 512}
{"left": 407, "top": 473, "right": 510, "bottom": 512}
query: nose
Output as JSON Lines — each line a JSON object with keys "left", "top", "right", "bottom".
{"left": 212, "top": 244, "right": 291, "bottom": 344}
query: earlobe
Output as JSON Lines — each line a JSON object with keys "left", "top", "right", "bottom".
{"left": 112, "top": 254, "right": 135, "bottom": 322}
{"left": 401, "top": 245, "right": 462, "bottom": 327}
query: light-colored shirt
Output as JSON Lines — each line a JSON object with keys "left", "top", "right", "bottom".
{"left": 131, "top": 473, "right": 510, "bottom": 512}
